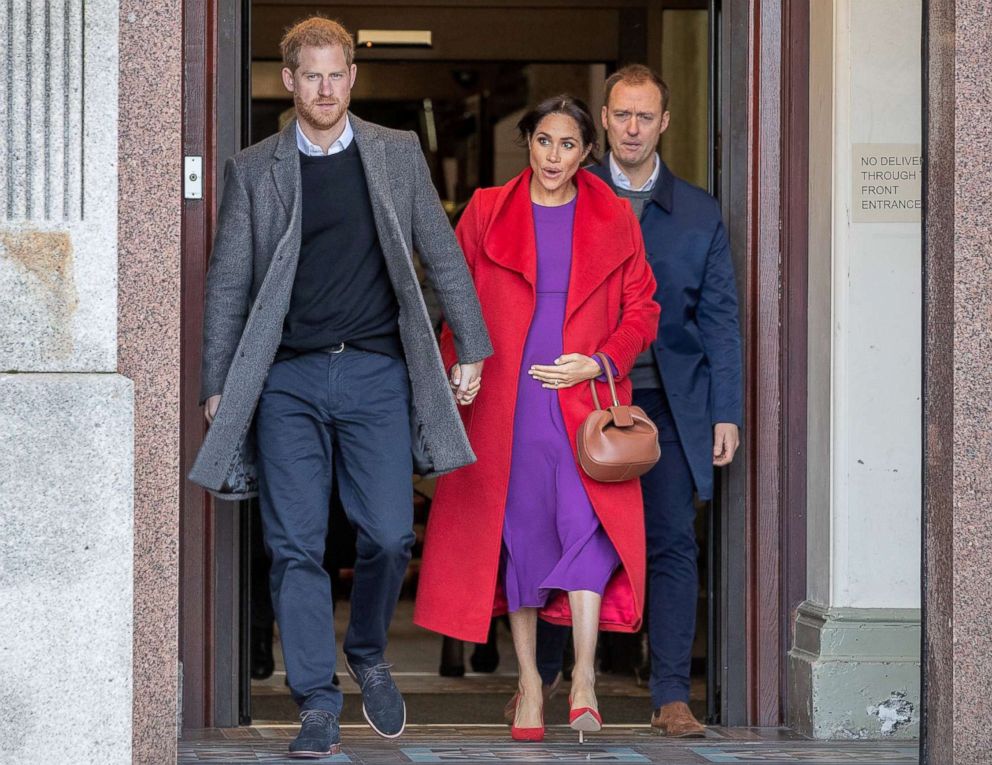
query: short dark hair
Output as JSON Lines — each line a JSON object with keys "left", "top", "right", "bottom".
{"left": 516, "top": 94, "right": 599, "bottom": 163}
{"left": 604, "top": 65, "right": 670, "bottom": 112}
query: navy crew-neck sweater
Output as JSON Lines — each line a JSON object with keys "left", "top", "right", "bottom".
{"left": 615, "top": 185, "right": 663, "bottom": 391}
{"left": 278, "top": 140, "right": 402, "bottom": 360}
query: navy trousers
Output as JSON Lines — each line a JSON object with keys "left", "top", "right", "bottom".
{"left": 636, "top": 387, "right": 698, "bottom": 708}
{"left": 255, "top": 348, "right": 414, "bottom": 714}
{"left": 536, "top": 387, "right": 698, "bottom": 709}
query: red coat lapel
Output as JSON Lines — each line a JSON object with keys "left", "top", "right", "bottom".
{"left": 566, "top": 169, "right": 635, "bottom": 324}
{"left": 478, "top": 167, "right": 635, "bottom": 312}
{"left": 480, "top": 171, "right": 537, "bottom": 287}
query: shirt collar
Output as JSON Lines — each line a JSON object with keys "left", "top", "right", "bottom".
{"left": 593, "top": 154, "right": 675, "bottom": 214}
{"left": 609, "top": 152, "right": 660, "bottom": 192}
{"left": 295, "top": 116, "right": 354, "bottom": 156}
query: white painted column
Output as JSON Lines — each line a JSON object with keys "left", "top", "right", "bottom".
{"left": 792, "top": 0, "right": 922, "bottom": 740}
{"left": 830, "top": 0, "right": 922, "bottom": 611}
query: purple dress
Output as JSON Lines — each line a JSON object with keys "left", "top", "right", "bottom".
{"left": 500, "top": 198, "right": 621, "bottom": 612}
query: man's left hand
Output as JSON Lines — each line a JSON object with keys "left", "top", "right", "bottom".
{"left": 713, "top": 423, "right": 740, "bottom": 466}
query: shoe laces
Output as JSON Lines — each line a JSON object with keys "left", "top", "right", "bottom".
{"left": 357, "top": 662, "right": 393, "bottom": 691}
{"left": 300, "top": 709, "right": 334, "bottom": 728}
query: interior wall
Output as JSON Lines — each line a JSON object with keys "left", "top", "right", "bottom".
{"left": 492, "top": 64, "right": 608, "bottom": 186}
{"left": 660, "top": 9, "right": 709, "bottom": 190}
{"left": 252, "top": 61, "right": 478, "bottom": 101}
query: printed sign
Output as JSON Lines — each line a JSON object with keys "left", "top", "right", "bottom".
{"left": 852, "top": 143, "right": 922, "bottom": 223}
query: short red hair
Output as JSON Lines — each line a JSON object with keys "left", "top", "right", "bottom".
{"left": 605, "top": 65, "right": 670, "bottom": 111}
{"left": 280, "top": 16, "right": 355, "bottom": 71}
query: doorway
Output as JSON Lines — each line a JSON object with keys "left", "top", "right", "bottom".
{"left": 246, "top": 3, "right": 712, "bottom": 725}
{"left": 179, "top": 0, "right": 793, "bottom": 733}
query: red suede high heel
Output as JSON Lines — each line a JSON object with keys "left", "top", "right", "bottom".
{"left": 509, "top": 695, "right": 545, "bottom": 742}
{"left": 569, "top": 694, "right": 603, "bottom": 744}
{"left": 510, "top": 719, "right": 545, "bottom": 742}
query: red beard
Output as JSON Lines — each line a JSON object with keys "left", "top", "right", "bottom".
{"left": 295, "top": 94, "right": 347, "bottom": 131}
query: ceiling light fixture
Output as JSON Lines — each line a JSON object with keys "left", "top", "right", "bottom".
{"left": 356, "top": 29, "right": 433, "bottom": 48}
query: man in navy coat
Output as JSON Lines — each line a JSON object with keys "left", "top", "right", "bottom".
{"left": 532, "top": 65, "right": 742, "bottom": 737}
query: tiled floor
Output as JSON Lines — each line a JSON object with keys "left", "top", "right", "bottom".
{"left": 180, "top": 725, "right": 919, "bottom": 764}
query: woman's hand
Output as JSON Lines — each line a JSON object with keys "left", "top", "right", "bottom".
{"left": 450, "top": 364, "right": 483, "bottom": 405}
{"left": 528, "top": 353, "right": 602, "bottom": 389}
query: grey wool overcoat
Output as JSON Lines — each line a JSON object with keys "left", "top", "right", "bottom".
{"left": 188, "top": 115, "right": 493, "bottom": 500}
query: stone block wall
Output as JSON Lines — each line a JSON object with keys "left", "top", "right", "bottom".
{"left": 0, "top": 2, "right": 135, "bottom": 763}
{"left": 0, "top": 374, "right": 133, "bottom": 764}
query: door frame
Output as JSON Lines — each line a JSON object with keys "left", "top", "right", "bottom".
{"left": 179, "top": 0, "right": 215, "bottom": 730}
{"left": 714, "top": 0, "right": 809, "bottom": 726}
{"left": 178, "top": 0, "right": 809, "bottom": 730}
{"left": 180, "top": 0, "right": 247, "bottom": 729}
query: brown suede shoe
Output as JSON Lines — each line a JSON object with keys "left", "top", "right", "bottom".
{"left": 502, "top": 673, "right": 562, "bottom": 724}
{"left": 650, "top": 701, "right": 706, "bottom": 737}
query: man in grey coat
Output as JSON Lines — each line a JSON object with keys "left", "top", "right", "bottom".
{"left": 188, "top": 17, "right": 491, "bottom": 758}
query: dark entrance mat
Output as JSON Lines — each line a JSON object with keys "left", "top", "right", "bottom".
{"left": 250, "top": 692, "right": 702, "bottom": 726}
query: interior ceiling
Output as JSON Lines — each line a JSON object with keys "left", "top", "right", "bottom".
{"left": 251, "top": 4, "right": 620, "bottom": 62}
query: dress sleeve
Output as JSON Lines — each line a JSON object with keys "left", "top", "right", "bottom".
{"left": 592, "top": 354, "right": 619, "bottom": 381}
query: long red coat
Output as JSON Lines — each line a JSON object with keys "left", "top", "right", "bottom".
{"left": 413, "top": 168, "right": 660, "bottom": 643}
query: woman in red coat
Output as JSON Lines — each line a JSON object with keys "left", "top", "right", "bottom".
{"left": 414, "top": 96, "right": 659, "bottom": 740}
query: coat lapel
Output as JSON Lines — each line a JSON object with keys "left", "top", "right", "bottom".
{"left": 480, "top": 170, "right": 537, "bottom": 287}
{"left": 271, "top": 120, "right": 300, "bottom": 216}
{"left": 587, "top": 159, "right": 614, "bottom": 190}
{"left": 351, "top": 114, "right": 407, "bottom": 258}
{"left": 564, "top": 169, "right": 636, "bottom": 323}
{"left": 479, "top": 167, "right": 635, "bottom": 317}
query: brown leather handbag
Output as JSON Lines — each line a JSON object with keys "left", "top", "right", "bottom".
{"left": 577, "top": 353, "right": 661, "bottom": 482}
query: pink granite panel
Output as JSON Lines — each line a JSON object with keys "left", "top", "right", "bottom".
{"left": 923, "top": 1, "right": 954, "bottom": 762}
{"left": 118, "top": 0, "right": 183, "bottom": 763}
{"left": 952, "top": 0, "right": 992, "bottom": 762}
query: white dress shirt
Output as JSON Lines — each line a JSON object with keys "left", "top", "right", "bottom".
{"left": 609, "top": 151, "right": 660, "bottom": 192}
{"left": 296, "top": 117, "right": 354, "bottom": 156}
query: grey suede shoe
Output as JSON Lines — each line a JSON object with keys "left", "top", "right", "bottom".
{"left": 346, "top": 659, "right": 407, "bottom": 738}
{"left": 288, "top": 709, "right": 341, "bottom": 759}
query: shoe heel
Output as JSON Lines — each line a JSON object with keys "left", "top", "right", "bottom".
{"left": 569, "top": 703, "right": 603, "bottom": 744}
{"left": 569, "top": 708, "right": 603, "bottom": 730}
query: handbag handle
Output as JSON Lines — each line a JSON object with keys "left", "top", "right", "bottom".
{"left": 588, "top": 352, "right": 620, "bottom": 410}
